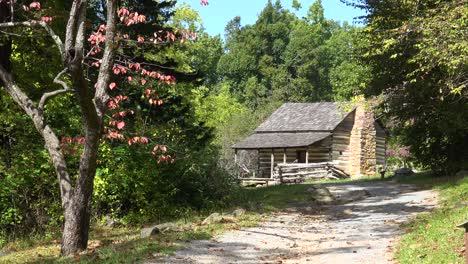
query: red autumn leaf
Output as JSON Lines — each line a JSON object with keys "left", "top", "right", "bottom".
{"left": 116, "top": 121, "right": 125, "bottom": 130}
{"left": 29, "top": 2, "right": 41, "bottom": 11}
{"left": 109, "top": 82, "right": 117, "bottom": 90}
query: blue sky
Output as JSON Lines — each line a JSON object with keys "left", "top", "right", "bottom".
{"left": 179, "top": 0, "right": 366, "bottom": 37}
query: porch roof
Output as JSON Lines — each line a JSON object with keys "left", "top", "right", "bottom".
{"left": 232, "top": 132, "right": 331, "bottom": 150}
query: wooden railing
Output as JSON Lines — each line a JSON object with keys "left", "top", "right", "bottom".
{"left": 273, "top": 162, "right": 349, "bottom": 183}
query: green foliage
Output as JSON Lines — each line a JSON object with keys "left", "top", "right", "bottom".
{"left": 217, "top": 0, "right": 369, "bottom": 109}
{"left": 0, "top": 93, "right": 62, "bottom": 241}
{"left": 352, "top": 0, "right": 468, "bottom": 173}
{"left": 94, "top": 142, "right": 236, "bottom": 224}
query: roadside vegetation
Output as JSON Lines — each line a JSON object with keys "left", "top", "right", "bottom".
{"left": 395, "top": 173, "right": 468, "bottom": 264}
{"left": 0, "top": 182, "right": 322, "bottom": 263}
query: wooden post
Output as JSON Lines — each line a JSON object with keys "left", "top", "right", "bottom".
{"left": 234, "top": 149, "right": 238, "bottom": 164}
{"left": 305, "top": 147, "right": 309, "bottom": 164}
{"left": 283, "top": 148, "right": 286, "bottom": 164}
{"left": 270, "top": 149, "right": 274, "bottom": 179}
{"left": 257, "top": 149, "right": 260, "bottom": 177}
{"left": 234, "top": 149, "right": 238, "bottom": 178}
{"left": 279, "top": 166, "right": 283, "bottom": 184}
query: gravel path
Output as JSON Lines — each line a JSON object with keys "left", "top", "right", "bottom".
{"left": 152, "top": 181, "right": 437, "bottom": 264}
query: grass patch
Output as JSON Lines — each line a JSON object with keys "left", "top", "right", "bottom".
{"left": 0, "top": 213, "right": 262, "bottom": 264}
{"left": 233, "top": 182, "right": 321, "bottom": 211}
{"left": 2, "top": 182, "right": 323, "bottom": 263}
{"left": 395, "top": 172, "right": 468, "bottom": 264}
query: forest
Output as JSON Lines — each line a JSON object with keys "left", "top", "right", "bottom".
{"left": 0, "top": 0, "right": 466, "bottom": 260}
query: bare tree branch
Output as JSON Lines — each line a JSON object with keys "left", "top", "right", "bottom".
{"left": 0, "top": 21, "right": 65, "bottom": 61}
{"left": 0, "top": 64, "right": 72, "bottom": 205}
{"left": 38, "top": 69, "right": 72, "bottom": 110}
{"left": 94, "top": 0, "right": 118, "bottom": 119}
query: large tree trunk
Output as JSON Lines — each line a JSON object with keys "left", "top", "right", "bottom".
{"left": 0, "top": 0, "right": 118, "bottom": 256}
{"left": 61, "top": 127, "right": 101, "bottom": 255}
{"left": 59, "top": 0, "right": 117, "bottom": 256}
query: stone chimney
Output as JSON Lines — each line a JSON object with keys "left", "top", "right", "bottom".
{"left": 348, "top": 105, "right": 377, "bottom": 178}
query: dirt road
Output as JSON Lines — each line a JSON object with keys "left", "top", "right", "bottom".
{"left": 155, "top": 181, "right": 437, "bottom": 264}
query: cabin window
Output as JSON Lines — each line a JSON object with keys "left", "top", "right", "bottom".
{"left": 340, "top": 151, "right": 343, "bottom": 155}
{"left": 296, "top": 150, "right": 307, "bottom": 163}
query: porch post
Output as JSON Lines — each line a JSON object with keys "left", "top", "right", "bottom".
{"left": 270, "top": 149, "right": 274, "bottom": 178}
{"left": 234, "top": 149, "right": 238, "bottom": 164}
{"left": 283, "top": 148, "right": 286, "bottom": 163}
{"left": 306, "top": 146, "right": 309, "bottom": 164}
{"left": 257, "top": 149, "right": 260, "bottom": 176}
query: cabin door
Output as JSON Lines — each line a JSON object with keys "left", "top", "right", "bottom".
{"left": 296, "top": 150, "right": 307, "bottom": 163}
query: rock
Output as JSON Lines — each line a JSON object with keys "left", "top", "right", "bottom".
{"left": 220, "top": 216, "right": 236, "bottom": 223}
{"left": 201, "top": 213, "right": 223, "bottom": 225}
{"left": 453, "top": 201, "right": 468, "bottom": 209}
{"left": 393, "top": 168, "right": 414, "bottom": 178}
{"left": 105, "top": 215, "right": 122, "bottom": 228}
{"left": 201, "top": 213, "right": 240, "bottom": 225}
{"left": 231, "top": 208, "right": 246, "bottom": 217}
{"left": 140, "top": 222, "right": 178, "bottom": 238}
{"left": 0, "top": 249, "right": 10, "bottom": 257}
{"left": 308, "top": 186, "right": 335, "bottom": 204}
{"left": 455, "top": 170, "right": 468, "bottom": 177}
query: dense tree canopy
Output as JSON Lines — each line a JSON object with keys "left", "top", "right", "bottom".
{"left": 216, "top": 0, "right": 368, "bottom": 109}
{"left": 346, "top": 0, "right": 467, "bottom": 173}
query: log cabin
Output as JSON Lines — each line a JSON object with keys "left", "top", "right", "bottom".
{"left": 232, "top": 102, "right": 387, "bottom": 179}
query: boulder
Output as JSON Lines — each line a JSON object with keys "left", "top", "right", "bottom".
{"left": 220, "top": 216, "right": 236, "bottom": 223}
{"left": 455, "top": 170, "right": 468, "bottom": 177}
{"left": 140, "top": 222, "right": 178, "bottom": 238}
{"left": 201, "top": 213, "right": 223, "bottom": 225}
{"left": 105, "top": 215, "right": 122, "bottom": 228}
{"left": 231, "top": 208, "right": 246, "bottom": 217}
{"left": 0, "top": 249, "right": 10, "bottom": 257}
{"left": 393, "top": 168, "right": 414, "bottom": 179}
{"left": 395, "top": 167, "right": 414, "bottom": 175}
{"left": 307, "top": 185, "right": 335, "bottom": 205}
{"left": 201, "top": 213, "right": 239, "bottom": 225}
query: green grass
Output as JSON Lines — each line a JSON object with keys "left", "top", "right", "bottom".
{"left": 395, "top": 172, "right": 468, "bottom": 264}
{"left": 1, "top": 182, "right": 321, "bottom": 264}
{"left": 0, "top": 213, "right": 263, "bottom": 264}
{"left": 233, "top": 183, "right": 317, "bottom": 211}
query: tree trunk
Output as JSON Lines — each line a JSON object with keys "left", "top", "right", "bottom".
{"left": 0, "top": 0, "right": 118, "bottom": 256}
{"left": 61, "top": 195, "right": 91, "bottom": 254}
{"left": 61, "top": 125, "right": 101, "bottom": 255}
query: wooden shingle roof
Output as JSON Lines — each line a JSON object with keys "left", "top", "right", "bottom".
{"left": 233, "top": 102, "right": 355, "bottom": 149}
{"left": 255, "top": 102, "right": 353, "bottom": 132}
{"left": 232, "top": 132, "right": 331, "bottom": 150}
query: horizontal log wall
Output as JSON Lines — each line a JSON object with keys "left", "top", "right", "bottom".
{"left": 331, "top": 111, "right": 355, "bottom": 175}
{"left": 376, "top": 135, "right": 386, "bottom": 166}
{"left": 258, "top": 138, "right": 332, "bottom": 177}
